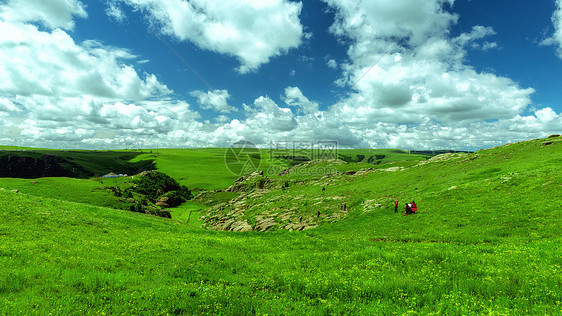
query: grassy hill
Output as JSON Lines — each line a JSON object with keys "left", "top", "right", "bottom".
{"left": 0, "top": 137, "right": 561, "bottom": 314}
{"left": 0, "top": 149, "right": 154, "bottom": 178}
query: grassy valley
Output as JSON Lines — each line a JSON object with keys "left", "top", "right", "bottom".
{"left": 0, "top": 137, "right": 561, "bottom": 314}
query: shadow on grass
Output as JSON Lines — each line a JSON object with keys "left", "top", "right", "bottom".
{"left": 0, "top": 150, "right": 155, "bottom": 179}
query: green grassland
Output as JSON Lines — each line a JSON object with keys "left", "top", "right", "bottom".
{"left": 0, "top": 177, "right": 128, "bottom": 210}
{"left": 130, "top": 148, "right": 263, "bottom": 190}
{"left": 0, "top": 137, "right": 561, "bottom": 314}
{"left": 0, "top": 149, "right": 154, "bottom": 178}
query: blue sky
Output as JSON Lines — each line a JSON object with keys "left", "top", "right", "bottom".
{"left": 0, "top": 0, "right": 560, "bottom": 150}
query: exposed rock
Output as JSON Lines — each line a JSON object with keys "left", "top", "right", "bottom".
{"left": 448, "top": 186, "right": 457, "bottom": 190}
{"left": 382, "top": 167, "right": 402, "bottom": 172}
{"left": 548, "top": 134, "right": 560, "bottom": 138}
{"left": 354, "top": 168, "right": 374, "bottom": 176}
{"left": 278, "top": 159, "right": 346, "bottom": 176}
{"left": 284, "top": 222, "right": 306, "bottom": 231}
{"left": 542, "top": 142, "right": 553, "bottom": 146}
{"left": 345, "top": 170, "right": 357, "bottom": 175}
{"left": 417, "top": 153, "right": 467, "bottom": 166}
{"left": 254, "top": 217, "right": 277, "bottom": 232}
{"left": 11, "top": 189, "right": 19, "bottom": 193}
{"left": 230, "top": 221, "right": 252, "bottom": 232}
{"left": 303, "top": 224, "right": 318, "bottom": 230}
{"left": 221, "top": 219, "right": 237, "bottom": 231}
{"left": 249, "top": 170, "right": 264, "bottom": 178}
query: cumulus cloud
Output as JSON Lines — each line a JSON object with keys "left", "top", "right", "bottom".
{"left": 327, "top": 59, "right": 338, "bottom": 69}
{"left": 283, "top": 87, "right": 319, "bottom": 115}
{"left": 1, "top": 0, "right": 559, "bottom": 150}
{"left": 243, "top": 96, "right": 297, "bottom": 133}
{"left": 0, "top": 98, "right": 19, "bottom": 113}
{"left": 204, "top": 89, "right": 560, "bottom": 150}
{"left": 322, "top": 0, "right": 535, "bottom": 127}
{"left": 190, "top": 90, "right": 237, "bottom": 113}
{"left": 115, "top": 0, "right": 305, "bottom": 73}
{"left": 0, "top": 0, "right": 208, "bottom": 149}
{"left": 454, "top": 25, "right": 496, "bottom": 47}
{"left": 480, "top": 41, "right": 498, "bottom": 51}
{"left": 0, "top": 0, "right": 87, "bottom": 30}
{"left": 0, "top": 22, "right": 171, "bottom": 101}
{"left": 209, "top": 95, "right": 365, "bottom": 148}
{"left": 541, "top": 0, "right": 562, "bottom": 58}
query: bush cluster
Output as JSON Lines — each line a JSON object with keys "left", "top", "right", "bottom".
{"left": 133, "top": 171, "right": 192, "bottom": 202}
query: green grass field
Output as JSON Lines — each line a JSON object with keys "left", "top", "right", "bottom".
{"left": 0, "top": 137, "right": 561, "bottom": 314}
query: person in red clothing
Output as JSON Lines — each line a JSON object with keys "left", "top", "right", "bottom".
{"left": 394, "top": 200, "right": 399, "bottom": 213}
{"left": 403, "top": 203, "right": 412, "bottom": 216}
{"left": 411, "top": 201, "right": 417, "bottom": 214}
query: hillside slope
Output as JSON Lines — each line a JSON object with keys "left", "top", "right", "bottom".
{"left": 0, "top": 150, "right": 154, "bottom": 178}
{"left": 0, "top": 137, "right": 560, "bottom": 314}
{"left": 200, "top": 136, "right": 562, "bottom": 237}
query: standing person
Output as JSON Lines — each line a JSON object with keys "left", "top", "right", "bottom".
{"left": 411, "top": 201, "right": 417, "bottom": 214}
{"left": 394, "top": 200, "right": 399, "bottom": 213}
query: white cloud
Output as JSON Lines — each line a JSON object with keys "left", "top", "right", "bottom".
{"left": 283, "top": 87, "right": 319, "bottom": 115}
{"left": 326, "top": 0, "right": 458, "bottom": 47}
{"left": 327, "top": 59, "right": 338, "bottom": 69}
{"left": 456, "top": 26, "right": 498, "bottom": 51}
{"left": 215, "top": 115, "right": 230, "bottom": 123}
{"left": 243, "top": 96, "right": 297, "bottom": 133}
{"left": 541, "top": 0, "right": 562, "bottom": 58}
{"left": 0, "top": 22, "right": 171, "bottom": 100}
{"left": 322, "top": 0, "right": 535, "bottom": 127}
{"left": 190, "top": 90, "right": 237, "bottom": 113}
{"left": 106, "top": 1, "right": 126, "bottom": 23}
{"left": 115, "top": 0, "right": 305, "bottom": 73}
{"left": 0, "top": 0, "right": 559, "bottom": 150}
{"left": 454, "top": 25, "right": 496, "bottom": 47}
{"left": 0, "top": 0, "right": 206, "bottom": 149}
{"left": 209, "top": 95, "right": 365, "bottom": 148}
{"left": 0, "top": 0, "right": 87, "bottom": 30}
{"left": 480, "top": 41, "right": 498, "bottom": 51}
{"left": 0, "top": 98, "right": 19, "bottom": 113}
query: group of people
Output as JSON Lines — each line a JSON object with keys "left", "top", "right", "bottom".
{"left": 394, "top": 200, "right": 417, "bottom": 216}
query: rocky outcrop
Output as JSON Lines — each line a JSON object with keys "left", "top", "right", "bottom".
{"left": 225, "top": 170, "right": 273, "bottom": 193}
{"left": 278, "top": 159, "right": 346, "bottom": 176}
{"left": 353, "top": 168, "right": 374, "bottom": 176}
{"left": 201, "top": 208, "right": 324, "bottom": 232}
{"left": 230, "top": 221, "right": 253, "bottom": 232}
{"left": 416, "top": 153, "right": 467, "bottom": 166}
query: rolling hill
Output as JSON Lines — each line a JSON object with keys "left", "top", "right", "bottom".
{"left": 0, "top": 136, "right": 560, "bottom": 314}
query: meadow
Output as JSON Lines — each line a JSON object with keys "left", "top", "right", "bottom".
{"left": 0, "top": 137, "right": 561, "bottom": 315}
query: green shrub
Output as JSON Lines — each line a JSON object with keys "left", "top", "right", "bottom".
{"left": 134, "top": 171, "right": 191, "bottom": 202}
